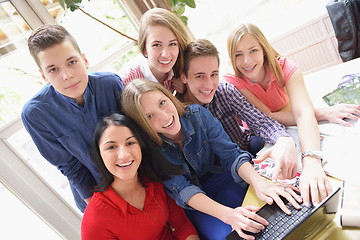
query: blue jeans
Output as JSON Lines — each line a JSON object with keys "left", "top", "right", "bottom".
{"left": 185, "top": 170, "right": 248, "bottom": 240}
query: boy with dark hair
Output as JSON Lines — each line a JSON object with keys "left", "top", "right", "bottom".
{"left": 180, "top": 39, "right": 298, "bottom": 182}
{"left": 22, "top": 24, "right": 123, "bottom": 212}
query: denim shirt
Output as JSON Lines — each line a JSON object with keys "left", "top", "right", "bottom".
{"left": 161, "top": 104, "right": 252, "bottom": 209}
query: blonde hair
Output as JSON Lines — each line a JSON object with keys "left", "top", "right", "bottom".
{"left": 227, "top": 23, "right": 285, "bottom": 87}
{"left": 138, "top": 8, "right": 192, "bottom": 78}
{"left": 121, "top": 78, "right": 186, "bottom": 146}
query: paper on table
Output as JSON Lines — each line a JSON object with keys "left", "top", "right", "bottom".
{"left": 321, "top": 120, "right": 360, "bottom": 184}
{"left": 340, "top": 181, "right": 360, "bottom": 228}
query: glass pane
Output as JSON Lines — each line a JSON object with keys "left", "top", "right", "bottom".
{"left": 6, "top": 127, "right": 80, "bottom": 213}
{"left": 186, "top": 0, "right": 331, "bottom": 74}
{"left": 45, "top": 0, "right": 139, "bottom": 72}
{"left": 0, "top": 182, "right": 61, "bottom": 239}
{"left": 0, "top": 1, "right": 44, "bottom": 128}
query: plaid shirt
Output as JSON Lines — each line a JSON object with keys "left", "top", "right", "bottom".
{"left": 204, "top": 82, "right": 289, "bottom": 150}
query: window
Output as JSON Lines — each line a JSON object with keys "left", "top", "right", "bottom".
{"left": 0, "top": 0, "right": 139, "bottom": 238}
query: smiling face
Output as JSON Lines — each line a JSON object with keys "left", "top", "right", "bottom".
{"left": 235, "top": 33, "right": 266, "bottom": 83}
{"left": 182, "top": 56, "right": 219, "bottom": 105}
{"left": 37, "top": 39, "right": 89, "bottom": 105}
{"left": 139, "top": 90, "right": 181, "bottom": 140}
{"left": 144, "top": 25, "right": 179, "bottom": 81}
{"left": 99, "top": 125, "right": 141, "bottom": 182}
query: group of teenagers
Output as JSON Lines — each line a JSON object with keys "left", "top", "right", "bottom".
{"left": 22, "top": 7, "right": 360, "bottom": 240}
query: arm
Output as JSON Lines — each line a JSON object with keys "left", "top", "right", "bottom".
{"left": 187, "top": 163, "right": 302, "bottom": 239}
{"left": 227, "top": 84, "right": 298, "bottom": 180}
{"left": 238, "top": 88, "right": 297, "bottom": 126}
{"left": 21, "top": 110, "right": 95, "bottom": 201}
{"left": 226, "top": 83, "right": 290, "bottom": 144}
{"left": 285, "top": 69, "right": 332, "bottom": 206}
{"left": 237, "top": 80, "right": 360, "bottom": 127}
{"left": 315, "top": 103, "right": 360, "bottom": 126}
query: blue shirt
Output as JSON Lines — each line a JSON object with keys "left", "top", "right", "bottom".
{"left": 205, "top": 82, "right": 290, "bottom": 150}
{"left": 160, "top": 104, "right": 252, "bottom": 209}
{"left": 21, "top": 72, "right": 123, "bottom": 212}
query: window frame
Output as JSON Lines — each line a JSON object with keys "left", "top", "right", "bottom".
{"left": 0, "top": 0, "right": 141, "bottom": 238}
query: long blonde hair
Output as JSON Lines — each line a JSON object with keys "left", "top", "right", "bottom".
{"left": 138, "top": 8, "right": 192, "bottom": 78}
{"left": 121, "top": 78, "right": 186, "bottom": 146}
{"left": 227, "top": 23, "right": 285, "bottom": 87}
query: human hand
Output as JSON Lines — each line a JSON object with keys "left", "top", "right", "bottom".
{"left": 316, "top": 104, "right": 360, "bottom": 126}
{"left": 224, "top": 206, "right": 268, "bottom": 240}
{"left": 299, "top": 157, "right": 332, "bottom": 207}
{"left": 253, "top": 137, "right": 298, "bottom": 181}
{"left": 171, "top": 77, "right": 186, "bottom": 94}
{"left": 252, "top": 179, "right": 302, "bottom": 215}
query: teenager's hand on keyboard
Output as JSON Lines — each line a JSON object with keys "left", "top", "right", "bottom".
{"left": 299, "top": 158, "right": 332, "bottom": 207}
{"left": 225, "top": 205, "right": 268, "bottom": 240}
{"left": 253, "top": 180, "right": 302, "bottom": 215}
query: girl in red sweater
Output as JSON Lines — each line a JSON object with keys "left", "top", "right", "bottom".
{"left": 81, "top": 114, "right": 198, "bottom": 240}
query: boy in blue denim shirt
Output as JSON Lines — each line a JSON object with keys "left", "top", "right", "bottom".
{"left": 21, "top": 25, "right": 123, "bottom": 212}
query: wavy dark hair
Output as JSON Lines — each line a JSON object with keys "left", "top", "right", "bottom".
{"left": 92, "top": 113, "right": 183, "bottom": 191}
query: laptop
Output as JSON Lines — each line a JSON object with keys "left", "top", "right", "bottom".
{"left": 226, "top": 187, "right": 341, "bottom": 240}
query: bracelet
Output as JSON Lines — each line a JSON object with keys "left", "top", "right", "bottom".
{"left": 301, "top": 150, "right": 325, "bottom": 165}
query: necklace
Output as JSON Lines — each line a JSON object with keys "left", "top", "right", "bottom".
{"left": 127, "top": 195, "right": 175, "bottom": 232}
{"left": 142, "top": 197, "right": 176, "bottom": 232}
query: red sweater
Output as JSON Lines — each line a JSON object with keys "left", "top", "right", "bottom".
{"left": 81, "top": 181, "right": 197, "bottom": 240}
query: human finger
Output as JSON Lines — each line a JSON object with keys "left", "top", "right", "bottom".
{"left": 310, "top": 182, "right": 320, "bottom": 207}
{"left": 242, "top": 206, "right": 269, "bottom": 226}
{"left": 234, "top": 228, "right": 255, "bottom": 240}
{"left": 280, "top": 187, "right": 301, "bottom": 209}
{"left": 271, "top": 193, "right": 291, "bottom": 215}
{"left": 271, "top": 163, "right": 281, "bottom": 182}
{"left": 299, "top": 180, "right": 311, "bottom": 207}
{"left": 317, "top": 180, "right": 330, "bottom": 202}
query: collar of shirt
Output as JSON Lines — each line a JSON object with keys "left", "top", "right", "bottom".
{"left": 161, "top": 106, "right": 196, "bottom": 148}
{"left": 55, "top": 82, "right": 92, "bottom": 108}
{"left": 140, "top": 58, "right": 174, "bottom": 84}
{"left": 99, "top": 180, "right": 155, "bottom": 215}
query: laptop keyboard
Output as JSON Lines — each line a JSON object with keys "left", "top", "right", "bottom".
{"left": 227, "top": 201, "right": 314, "bottom": 240}
{"left": 254, "top": 202, "right": 313, "bottom": 239}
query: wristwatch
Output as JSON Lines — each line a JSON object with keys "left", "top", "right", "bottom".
{"left": 301, "top": 150, "right": 325, "bottom": 165}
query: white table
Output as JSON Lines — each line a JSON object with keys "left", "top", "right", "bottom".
{"left": 303, "top": 57, "right": 360, "bottom": 108}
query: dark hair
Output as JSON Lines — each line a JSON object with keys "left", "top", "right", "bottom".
{"left": 183, "top": 39, "right": 219, "bottom": 77}
{"left": 92, "top": 113, "right": 183, "bottom": 191}
{"left": 28, "top": 24, "right": 81, "bottom": 68}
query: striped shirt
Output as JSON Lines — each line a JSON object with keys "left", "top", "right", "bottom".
{"left": 204, "top": 82, "right": 289, "bottom": 150}
{"left": 121, "top": 58, "right": 173, "bottom": 90}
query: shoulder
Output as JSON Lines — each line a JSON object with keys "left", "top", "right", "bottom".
{"left": 222, "top": 73, "right": 247, "bottom": 89}
{"left": 278, "top": 57, "right": 298, "bottom": 71}
{"left": 120, "top": 65, "right": 143, "bottom": 84}
{"left": 223, "top": 73, "right": 238, "bottom": 83}
{"left": 21, "top": 84, "right": 54, "bottom": 118}
{"left": 89, "top": 72, "right": 122, "bottom": 85}
{"left": 185, "top": 104, "right": 206, "bottom": 115}
{"left": 184, "top": 104, "right": 214, "bottom": 122}
{"left": 217, "top": 81, "right": 237, "bottom": 93}
{"left": 277, "top": 57, "right": 299, "bottom": 81}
